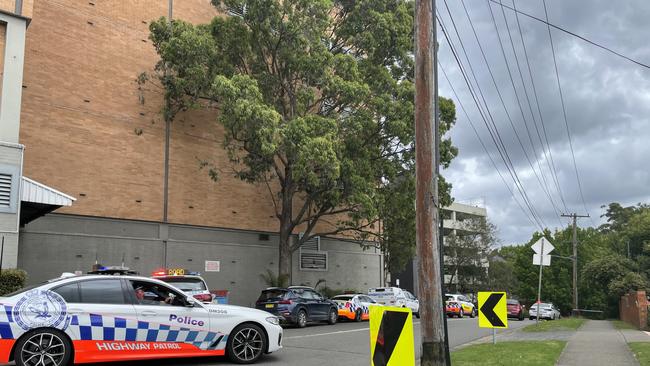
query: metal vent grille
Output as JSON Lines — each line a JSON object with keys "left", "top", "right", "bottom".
{"left": 299, "top": 233, "right": 320, "bottom": 251}
{"left": 0, "top": 173, "right": 12, "bottom": 207}
{"left": 300, "top": 251, "right": 328, "bottom": 271}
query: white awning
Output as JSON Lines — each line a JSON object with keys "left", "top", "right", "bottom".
{"left": 21, "top": 176, "right": 76, "bottom": 206}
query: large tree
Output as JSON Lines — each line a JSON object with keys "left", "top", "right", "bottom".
{"left": 144, "top": 0, "right": 457, "bottom": 278}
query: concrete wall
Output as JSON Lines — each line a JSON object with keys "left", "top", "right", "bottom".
{"left": 0, "top": 11, "right": 26, "bottom": 144}
{"left": 18, "top": 214, "right": 383, "bottom": 306}
{"left": 620, "top": 290, "right": 648, "bottom": 330}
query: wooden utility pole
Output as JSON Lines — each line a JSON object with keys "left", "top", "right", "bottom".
{"left": 415, "top": 0, "right": 446, "bottom": 364}
{"left": 561, "top": 213, "right": 589, "bottom": 315}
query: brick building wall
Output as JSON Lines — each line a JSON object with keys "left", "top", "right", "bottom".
{"left": 18, "top": 0, "right": 292, "bottom": 232}
{"left": 620, "top": 290, "right": 648, "bottom": 330}
{"left": 13, "top": 1, "right": 384, "bottom": 294}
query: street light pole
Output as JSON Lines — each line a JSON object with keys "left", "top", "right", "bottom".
{"left": 415, "top": 0, "right": 446, "bottom": 364}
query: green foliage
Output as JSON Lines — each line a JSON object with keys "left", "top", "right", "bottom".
{"left": 629, "top": 342, "right": 650, "bottom": 366}
{"left": 259, "top": 269, "right": 289, "bottom": 288}
{"left": 444, "top": 218, "right": 497, "bottom": 292}
{"left": 522, "top": 318, "right": 586, "bottom": 332}
{"left": 451, "top": 341, "right": 566, "bottom": 366}
{"left": 0, "top": 269, "right": 27, "bottom": 296}
{"left": 494, "top": 202, "right": 650, "bottom": 318}
{"left": 486, "top": 258, "right": 518, "bottom": 294}
{"left": 144, "top": 0, "right": 458, "bottom": 277}
{"left": 378, "top": 96, "right": 458, "bottom": 276}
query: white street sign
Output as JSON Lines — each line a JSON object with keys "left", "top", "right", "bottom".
{"left": 531, "top": 237, "right": 555, "bottom": 255}
{"left": 533, "top": 254, "right": 551, "bottom": 266}
{"left": 205, "top": 260, "right": 221, "bottom": 272}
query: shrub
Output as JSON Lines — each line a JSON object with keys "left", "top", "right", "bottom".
{"left": 0, "top": 269, "right": 27, "bottom": 296}
{"left": 259, "top": 269, "right": 289, "bottom": 288}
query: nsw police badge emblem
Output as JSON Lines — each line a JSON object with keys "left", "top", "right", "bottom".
{"left": 13, "top": 289, "right": 68, "bottom": 331}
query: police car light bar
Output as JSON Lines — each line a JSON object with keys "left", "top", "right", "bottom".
{"left": 151, "top": 268, "right": 202, "bottom": 277}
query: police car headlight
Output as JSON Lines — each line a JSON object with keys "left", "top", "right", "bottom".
{"left": 266, "top": 316, "right": 280, "bottom": 325}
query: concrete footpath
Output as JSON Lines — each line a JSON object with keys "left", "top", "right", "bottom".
{"left": 557, "top": 320, "right": 639, "bottom": 366}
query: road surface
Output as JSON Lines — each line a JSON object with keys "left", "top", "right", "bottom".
{"left": 82, "top": 316, "right": 532, "bottom": 366}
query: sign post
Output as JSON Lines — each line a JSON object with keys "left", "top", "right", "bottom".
{"left": 531, "top": 237, "right": 554, "bottom": 325}
{"left": 478, "top": 292, "right": 508, "bottom": 345}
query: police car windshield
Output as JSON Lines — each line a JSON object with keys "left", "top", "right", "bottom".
{"left": 160, "top": 278, "right": 206, "bottom": 291}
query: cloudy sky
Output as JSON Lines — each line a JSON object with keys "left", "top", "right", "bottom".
{"left": 437, "top": 0, "right": 650, "bottom": 245}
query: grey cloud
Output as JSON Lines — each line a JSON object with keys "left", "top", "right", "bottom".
{"left": 437, "top": 0, "right": 650, "bottom": 244}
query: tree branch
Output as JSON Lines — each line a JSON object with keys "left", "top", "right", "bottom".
{"left": 263, "top": 175, "right": 281, "bottom": 219}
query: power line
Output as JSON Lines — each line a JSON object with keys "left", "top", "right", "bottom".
{"left": 497, "top": 0, "right": 568, "bottom": 214}
{"left": 437, "top": 6, "right": 547, "bottom": 230}
{"left": 489, "top": 0, "right": 650, "bottom": 70}
{"left": 485, "top": 0, "right": 563, "bottom": 226}
{"left": 541, "top": 0, "right": 590, "bottom": 218}
{"left": 439, "top": 61, "right": 538, "bottom": 230}
{"left": 452, "top": 0, "right": 550, "bottom": 228}
{"left": 509, "top": 0, "right": 570, "bottom": 214}
{"left": 437, "top": 12, "right": 547, "bottom": 231}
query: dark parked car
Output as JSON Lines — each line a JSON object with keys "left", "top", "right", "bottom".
{"left": 256, "top": 286, "right": 339, "bottom": 328}
{"left": 506, "top": 299, "right": 526, "bottom": 321}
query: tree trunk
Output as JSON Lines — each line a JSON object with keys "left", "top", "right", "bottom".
{"left": 278, "top": 167, "right": 294, "bottom": 280}
{"left": 278, "top": 222, "right": 292, "bottom": 281}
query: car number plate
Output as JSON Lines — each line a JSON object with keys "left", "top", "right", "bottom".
{"left": 265, "top": 304, "right": 274, "bottom": 309}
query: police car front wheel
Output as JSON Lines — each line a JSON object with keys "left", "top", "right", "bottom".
{"left": 14, "top": 328, "right": 72, "bottom": 366}
{"left": 227, "top": 323, "right": 268, "bottom": 364}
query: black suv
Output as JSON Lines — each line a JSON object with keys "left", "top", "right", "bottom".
{"left": 256, "top": 286, "right": 338, "bottom": 327}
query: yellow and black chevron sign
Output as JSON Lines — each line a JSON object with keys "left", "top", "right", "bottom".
{"left": 369, "top": 306, "right": 415, "bottom": 366}
{"left": 478, "top": 292, "right": 508, "bottom": 329}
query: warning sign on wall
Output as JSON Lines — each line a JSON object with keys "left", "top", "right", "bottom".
{"left": 204, "top": 260, "right": 220, "bottom": 272}
{"left": 369, "top": 306, "right": 415, "bottom": 366}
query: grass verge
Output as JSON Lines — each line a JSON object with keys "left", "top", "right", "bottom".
{"left": 522, "top": 317, "right": 586, "bottom": 332}
{"left": 611, "top": 320, "right": 637, "bottom": 330}
{"left": 451, "top": 341, "right": 566, "bottom": 366}
{"left": 629, "top": 342, "right": 650, "bottom": 365}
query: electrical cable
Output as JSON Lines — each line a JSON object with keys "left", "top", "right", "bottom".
{"left": 489, "top": 0, "right": 650, "bottom": 70}
{"left": 439, "top": 62, "right": 538, "bottom": 230}
{"left": 438, "top": 13, "right": 547, "bottom": 231}
{"left": 485, "top": 0, "right": 564, "bottom": 226}
{"left": 510, "top": 0, "right": 569, "bottom": 213}
{"left": 541, "top": 0, "right": 591, "bottom": 219}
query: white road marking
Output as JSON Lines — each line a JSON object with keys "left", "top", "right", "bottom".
{"left": 284, "top": 322, "right": 421, "bottom": 339}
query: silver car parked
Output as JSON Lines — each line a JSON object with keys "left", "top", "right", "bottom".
{"left": 529, "top": 302, "right": 561, "bottom": 320}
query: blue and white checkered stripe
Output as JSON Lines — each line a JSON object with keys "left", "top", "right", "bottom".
{"left": 67, "top": 313, "right": 227, "bottom": 350}
{"left": 0, "top": 305, "right": 18, "bottom": 339}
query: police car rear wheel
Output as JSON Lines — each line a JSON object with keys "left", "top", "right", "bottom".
{"left": 14, "top": 329, "right": 72, "bottom": 366}
{"left": 227, "top": 323, "right": 267, "bottom": 364}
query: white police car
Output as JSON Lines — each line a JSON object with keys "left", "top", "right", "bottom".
{"left": 0, "top": 274, "right": 282, "bottom": 365}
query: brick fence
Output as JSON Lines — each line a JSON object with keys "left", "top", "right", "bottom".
{"left": 620, "top": 290, "right": 648, "bottom": 330}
